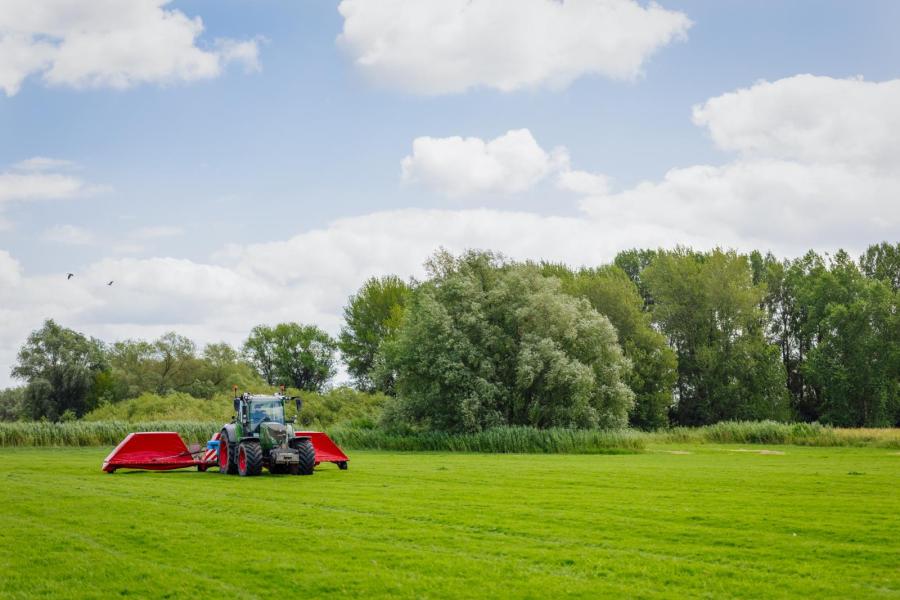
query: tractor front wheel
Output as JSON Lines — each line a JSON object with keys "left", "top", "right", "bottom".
{"left": 237, "top": 441, "right": 263, "bottom": 476}
{"left": 295, "top": 438, "right": 315, "bottom": 476}
{"left": 218, "top": 432, "right": 237, "bottom": 475}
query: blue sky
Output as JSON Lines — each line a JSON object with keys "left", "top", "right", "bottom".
{"left": 1, "top": 0, "right": 899, "bottom": 384}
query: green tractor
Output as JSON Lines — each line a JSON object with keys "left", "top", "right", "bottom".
{"left": 218, "top": 391, "right": 316, "bottom": 476}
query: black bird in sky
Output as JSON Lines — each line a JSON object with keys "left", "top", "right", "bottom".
{"left": 107, "top": 280, "right": 114, "bottom": 286}
{"left": 66, "top": 273, "right": 74, "bottom": 280}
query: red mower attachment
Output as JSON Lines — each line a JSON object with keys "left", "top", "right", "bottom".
{"left": 102, "top": 432, "right": 215, "bottom": 473}
{"left": 298, "top": 431, "right": 349, "bottom": 470}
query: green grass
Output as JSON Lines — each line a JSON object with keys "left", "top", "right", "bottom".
{"left": 1, "top": 446, "right": 898, "bottom": 598}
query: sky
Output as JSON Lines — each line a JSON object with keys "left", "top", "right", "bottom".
{"left": 2, "top": 0, "right": 900, "bottom": 386}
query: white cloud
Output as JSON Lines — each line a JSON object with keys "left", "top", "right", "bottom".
{"left": 337, "top": 0, "right": 691, "bottom": 94}
{"left": 0, "top": 172, "right": 87, "bottom": 203}
{"left": 0, "top": 208, "right": 623, "bottom": 386}
{"left": 557, "top": 169, "right": 611, "bottom": 196}
{"left": 692, "top": 74, "right": 900, "bottom": 167}
{"left": 402, "top": 129, "right": 569, "bottom": 196}
{"left": 215, "top": 38, "right": 262, "bottom": 73}
{"left": 12, "top": 157, "right": 77, "bottom": 171}
{"left": 0, "top": 158, "right": 102, "bottom": 229}
{"left": 580, "top": 159, "right": 900, "bottom": 255}
{"left": 0, "top": 250, "right": 22, "bottom": 287}
{"left": 42, "top": 224, "right": 95, "bottom": 245}
{"left": 0, "top": 0, "right": 261, "bottom": 96}
{"left": 581, "top": 75, "right": 900, "bottom": 255}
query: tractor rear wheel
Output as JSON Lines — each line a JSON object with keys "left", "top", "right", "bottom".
{"left": 218, "top": 431, "right": 237, "bottom": 475}
{"left": 237, "top": 441, "right": 263, "bottom": 476}
{"left": 295, "top": 438, "right": 315, "bottom": 476}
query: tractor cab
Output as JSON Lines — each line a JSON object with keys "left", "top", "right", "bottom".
{"left": 246, "top": 396, "right": 286, "bottom": 433}
{"left": 234, "top": 391, "right": 301, "bottom": 434}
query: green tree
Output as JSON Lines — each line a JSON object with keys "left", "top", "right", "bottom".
{"left": 152, "top": 332, "right": 198, "bottom": 394}
{"left": 860, "top": 242, "right": 900, "bottom": 290}
{"left": 390, "top": 251, "right": 634, "bottom": 432}
{"left": 106, "top": 339, "right": 156, "bottom": 399}
{"left": 546, "top": 264, "right": 677, "bottom": 429}
{"left": 797, "top": 251, "right": 900, "bottom": 426}
{"left": 758, "top": 251, "right": 824, "bottom": 420}
{"left": 644, "top": 249, "right": 789, "bottom": 425}
{"left": 614, "top": 248, "right": 658, "bottom": 308}
{"left": 338, "top": 275, "right": 410, "bottom": 393}
{"left": 242, "top": 325, "right": 278, "bottom": 385}
{"left": 0, "top": 387, "right": 25, "bottom": 421}
{"left": 106, "top": 333, "right": 200, "bottom": 397}
{"left": 244, "top": 323, "right": 337, "bottom": 392}
{"left": 199, "top": 342, "right": 262, "bottom": 391}
{"left": 11, "top": 319, "right": 106, "bottom": 420}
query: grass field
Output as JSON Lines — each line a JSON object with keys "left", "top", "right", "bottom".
{"left": 1, "top": 446, "right": 898, "bottom": 599}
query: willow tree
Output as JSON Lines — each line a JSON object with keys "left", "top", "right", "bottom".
{"left": 389, "top": 251, "right": 634, "bottom": 432}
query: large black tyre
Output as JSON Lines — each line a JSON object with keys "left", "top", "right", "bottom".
{"left": 237, "top": 441, "right": 263, "bottom": 476}
{"left": 218, "top": 431, "right": 237, "bottom": 475}
{"left": 295, "top": 438, "right": 316, "bottom": 476}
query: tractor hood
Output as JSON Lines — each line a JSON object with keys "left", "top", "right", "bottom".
{"left": 260, "top": 422, "right": 288, "bottom": 446}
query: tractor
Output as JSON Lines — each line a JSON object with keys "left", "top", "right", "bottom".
{"left": 218, "top": 391, "right": 316, "bottom": 476}
{"left": 101, "top": 389, "right": 349, "bottom": 475}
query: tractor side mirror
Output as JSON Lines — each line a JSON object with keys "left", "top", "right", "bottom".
{"left": 293, "top": 397, "right": 302, "bottom": 414}
{"left": 233, "top": 398, "right": 240, "bottom": 412}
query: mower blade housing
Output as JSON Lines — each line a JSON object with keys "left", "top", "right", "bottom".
{"left": 102, "top": 432, "right": 210, "bottom": 473}
{"left": 296, "top": 431, "right": 349, "bottom": 466}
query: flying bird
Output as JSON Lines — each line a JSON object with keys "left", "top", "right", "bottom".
{"left": 66, "top": 273, "right": 74, "bottom": 280}
{"left": 107, "top": 280, "right": 114, "bottom": 286}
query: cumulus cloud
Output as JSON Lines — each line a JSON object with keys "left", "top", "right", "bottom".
{"left": 0, "top": 208, "right": 623, "bottom": 386}
{"left": 401, "top": 129, "right": 570, "bottom": 196}
{"left": 337, "top": 0, "right": 691, "bottom": 94}
{"left": 692, "top": 75, "right": 900, "bottom": 167}
{"left": 0, "top": 0, "right": 260, "bottom": 96}
{"left": 582, "top": 75, "right": 900, "bottom": 254}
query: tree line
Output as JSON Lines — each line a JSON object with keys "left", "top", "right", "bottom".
{"left": 3, "top": 243, "right": 899, "bottom": 430}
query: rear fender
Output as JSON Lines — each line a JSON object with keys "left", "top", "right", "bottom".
{"left": 221, "top": 423, "right": 238, "bottom": 444}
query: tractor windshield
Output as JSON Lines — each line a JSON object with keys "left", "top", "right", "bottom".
{"left": 249, "top": 399, "right": 284, "bottom": 431}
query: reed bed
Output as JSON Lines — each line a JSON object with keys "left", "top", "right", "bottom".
{"left": 1, "top": 420, "right": 898, "bottom": 450}
{"left": 0, "top": 421, "right": 220, "bottom": 447}
{"left": 655, "top": 420, "right": 900, "bottom": 448}
{"left": 328, "top": 425, "right": 647, "bottom": 453}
